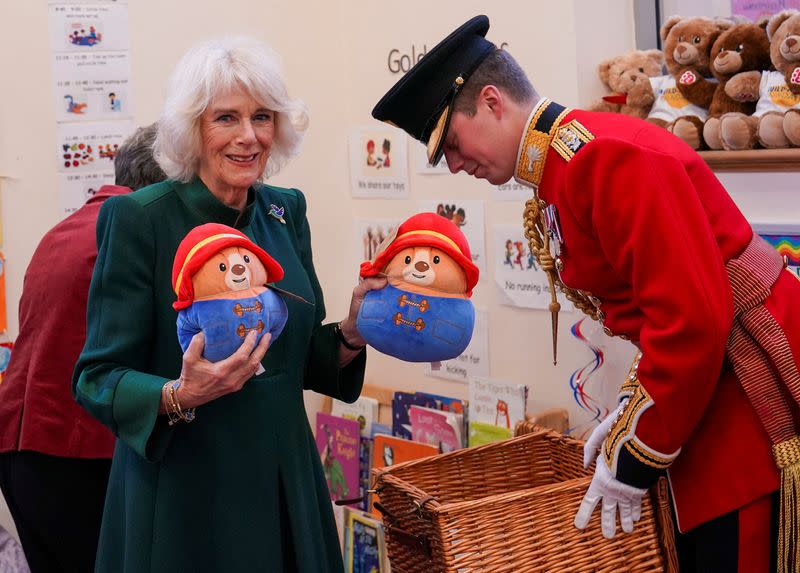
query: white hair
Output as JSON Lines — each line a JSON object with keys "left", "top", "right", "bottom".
{"left": 154, "top": 36, "right": 309, "bottom": 182}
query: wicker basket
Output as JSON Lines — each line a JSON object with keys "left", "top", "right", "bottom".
{"left": 372, "top": 426, "right": 677, "bottom": 573}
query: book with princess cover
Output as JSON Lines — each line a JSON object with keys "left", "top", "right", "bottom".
{"left": 409, "top": 405, "right": 463, "bottom": 453}
{"left": 315, "top": 412, "right": 361, "bottom": 506}
{"left": 467, "top": 377, "right": 528, "bottom": 447}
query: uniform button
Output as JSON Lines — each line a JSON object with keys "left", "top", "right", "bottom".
{"left": 603, "top": 326, "right": 613, "bottom": 336}
{"left": 555, "top": 258, "right": 564, "bottom": 272}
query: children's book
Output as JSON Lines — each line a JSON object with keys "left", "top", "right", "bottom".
{"left": 371, "top": 434, "right": 438, "bottom": 516}
{"left": 468, "top": 420, "right": 513, "bottom": 447}
{"left": 409, "top": 405, "right": 463, "bottom": 453}
{"left": 357, "top": 435, "right": 373, "bottom": 512}
{"left": 331, "top": 396, "right": 380, "bottom": 437}
{"left": 316, "top": 412, "right": 361, "bottom": 506}
{"left": 467, "top": 377, "right": 528, "bottom": 447}
{"left": 392, "top": 390, "right": 468, "bottom": 444}
{"left": 343, "top": 508, "right": 386, "bottom": 573}
{"left": 415, "top": 391, "right": 469, "bottom": 447}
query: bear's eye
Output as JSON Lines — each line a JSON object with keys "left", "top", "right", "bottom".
{"left": 243, "top": 255, "right": 250, "bottom": 263}
{"left": 736, "top": 43, "right": 744, "bottom": 52}
{"left": 219, "top": 263, "right": 227, "bottom": 272}
{"left": 405, "top": 255, "right": 412, "bottom": 264}
{"left": 638, "top": 67, "right": 644, "bottom": 73}
{"left": 693, "top": 36, "right": 701, "bottom": 44}
{"left": 433, "top": 256, "right": 441, "bottom": 264}
{"left": 619, "top": 69, "right": 625, "bottom": 76}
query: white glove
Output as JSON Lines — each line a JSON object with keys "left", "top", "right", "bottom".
{"left": 575, "top": 398, "right": 646, "bottom": 539}
{"left": 582, "top": 398, "right": 628, "bottom": 469}
{"left": 573, "top": 454, "right": 647, "bottom": 538}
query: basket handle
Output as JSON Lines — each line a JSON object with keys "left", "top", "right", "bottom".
{"left": 373, "top": 501, "right": 432, "bottom": 559}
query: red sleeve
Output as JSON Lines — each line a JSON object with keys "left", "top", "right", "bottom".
{"left": 563, "top": 138, "right": 734, "bottom": 485}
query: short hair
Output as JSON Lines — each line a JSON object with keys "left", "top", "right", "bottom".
{"left": 114, "top": 123, "right": 166, "bottom": 190}
{"left": 154, "top": 36, "right": 309, "bottom": 182}
{"left": 453, "top": 48, "right": 537, "bottom": 116}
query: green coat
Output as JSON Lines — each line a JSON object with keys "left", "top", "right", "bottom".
{"left": 73, "top": 178, "right": 364, "bottom": 573}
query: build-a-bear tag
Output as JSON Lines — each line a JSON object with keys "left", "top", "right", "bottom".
{"left": 791, "top": 67, "right": 800, "bottom": 85}
{"left": 679, "top": 70, "right": 697, "bottom": 85}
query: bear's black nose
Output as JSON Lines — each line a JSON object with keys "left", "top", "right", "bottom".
{"left": 232, "top": 264, "right": 246, "bottom": 276}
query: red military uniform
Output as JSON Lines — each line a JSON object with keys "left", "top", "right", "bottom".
{"left": 513, "top": 99, "right": 800, "bottom": 538}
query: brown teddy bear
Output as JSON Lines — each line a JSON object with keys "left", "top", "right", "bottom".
{"left": 590, "top": 50, "right": 664, "bottom": 119}
{"left": 702, "top": 19, "right": 772, "bottom": 149}
{"left": 720, "top": 10, "right": 800, "bottom": 149}
{"left": 647, "top": 16, "right": 732, "bottom": 149}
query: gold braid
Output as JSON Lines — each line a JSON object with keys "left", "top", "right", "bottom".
{"left": 522, "top": 196, "right": 601, "bottom": 333}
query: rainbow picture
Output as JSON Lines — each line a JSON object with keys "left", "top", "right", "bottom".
{"left": 753, "top": 224, "right": 800, "bottom": 279}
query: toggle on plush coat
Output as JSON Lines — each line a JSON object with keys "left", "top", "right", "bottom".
{"left": 172, "top": 223, "right": 288, "bottom": 362}
{"left": 358, "top": 212, "right": 478, "bottom": 363}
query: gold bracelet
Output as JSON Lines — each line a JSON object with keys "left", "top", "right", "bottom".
{"left": 163, "top": 381, "right": 181, "bottom": 426}
{"left": 169, "top": 379, "right": 196, "bottom": 423}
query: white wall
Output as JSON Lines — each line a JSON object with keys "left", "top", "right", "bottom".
{"left": 0, "top": 0, "right": 795, "bottom": 540}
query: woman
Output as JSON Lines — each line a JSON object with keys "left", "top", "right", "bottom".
{"left": 73, "top": 37, "right": 384, "bottom": 572}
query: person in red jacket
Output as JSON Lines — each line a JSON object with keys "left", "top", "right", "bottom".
{"left": 372, "top": 15, "right": 800, "bottom": 573}
{"left": 0, "top": 123, "right": 165, "bottom": 573}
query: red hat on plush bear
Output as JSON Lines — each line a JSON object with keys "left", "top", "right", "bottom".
{"left": 172, "top": 223, "right": 284, "bottom": 311}
{"left": 359, "top": 212, "right": 479, "bottom": 296}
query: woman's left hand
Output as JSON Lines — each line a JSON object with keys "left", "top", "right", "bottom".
{"left": 339, "top": 276, "right": 387, "bottom": 347}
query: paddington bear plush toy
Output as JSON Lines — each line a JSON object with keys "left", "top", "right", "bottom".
{"left": 172, "top": 223, "right": 288, "bottom": 363}
{"left": 357, "top": 212, "right": 478, "bottom": 363}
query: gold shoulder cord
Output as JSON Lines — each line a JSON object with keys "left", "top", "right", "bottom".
{"left": 523, "top": 196, "right": 601, "bottom": 364}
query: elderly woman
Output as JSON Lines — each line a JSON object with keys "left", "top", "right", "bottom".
{"left": 73, "top": 37, "right": 383, "bottom": 572}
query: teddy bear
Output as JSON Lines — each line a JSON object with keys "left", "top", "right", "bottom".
{"left": 701, "top": 19, "right": 772, "bottom": 149}
{"left": 357, "top": 212, "right": 478, "bottom": 363}
{"left": 646, "top": 16, "right": 733, "bottom": 149}
{"left": 172, "top": 223, "right": 288, "bottom": 364}
{"left": 589, "top": 49, "right": 664, "bottom": 119}
{"left": 720, "top": 10, "right": 800, "bottom": 149}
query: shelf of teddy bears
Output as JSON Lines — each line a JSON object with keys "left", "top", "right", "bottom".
{"left": 697, "top": 148, "right": 800, "bottom": 172}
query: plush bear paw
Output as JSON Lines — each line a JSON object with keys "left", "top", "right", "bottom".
{"left": 672, "top": 117, "right": 704, "bottom": 150}
{"left": 783, "top": 109, "right": 800, "bottom": 147}
{"left": 758, "top": 112, "right": 791, "bottom": 148}
{"left": 720, "top": 113, "right": 757, "bottom": 150}
{"left": 703, "top": 117, "right": 724, "bottom": 150}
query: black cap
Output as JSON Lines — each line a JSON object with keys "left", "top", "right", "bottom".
{"left": 371, "top": 15, "right": 495, "bottom": 166}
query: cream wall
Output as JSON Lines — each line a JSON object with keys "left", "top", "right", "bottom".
{"left": 1, "top": 0, "right": 796, "bottom": 541}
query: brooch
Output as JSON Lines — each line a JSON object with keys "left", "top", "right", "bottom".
{"left": 268, "top": 204, "right": 286, "bottom": 224}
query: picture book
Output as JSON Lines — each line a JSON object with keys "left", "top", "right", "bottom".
{"left": 409, "top": 405, "right": 463, "bottom": 453}
{"left": 392, "top": 390, "right": 467, "bottom": 444}
{"left": 468, "top": 377, "right": 528, "bottom": 447}
{"left": 316, "top": 412, "right": 361, "bottom": 506}
{"left": 468, "top": 420, "right": 513, "bottom": 447}
{"left": 344, "top": 508, "right": 386, "bottom": 573}
{"left": 331, "top": 395, "right": 380, "bottom": 436}
{"left": 370, "top": 434, "right": 438, "bottom": 516}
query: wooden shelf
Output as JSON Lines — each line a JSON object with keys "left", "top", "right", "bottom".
{"left": 698, "top": 148, "right": 800, "bottom": 172}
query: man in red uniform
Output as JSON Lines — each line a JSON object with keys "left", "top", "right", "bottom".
{"left": 372, "top": 15, "right": 800, "bottom": 573}
{"left": 0, "top": 124, "right": 165, "bottom": 573}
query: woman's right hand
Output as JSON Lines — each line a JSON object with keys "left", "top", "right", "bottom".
{"left": 173, "top": 330, "right": 271, "bottom": 409}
